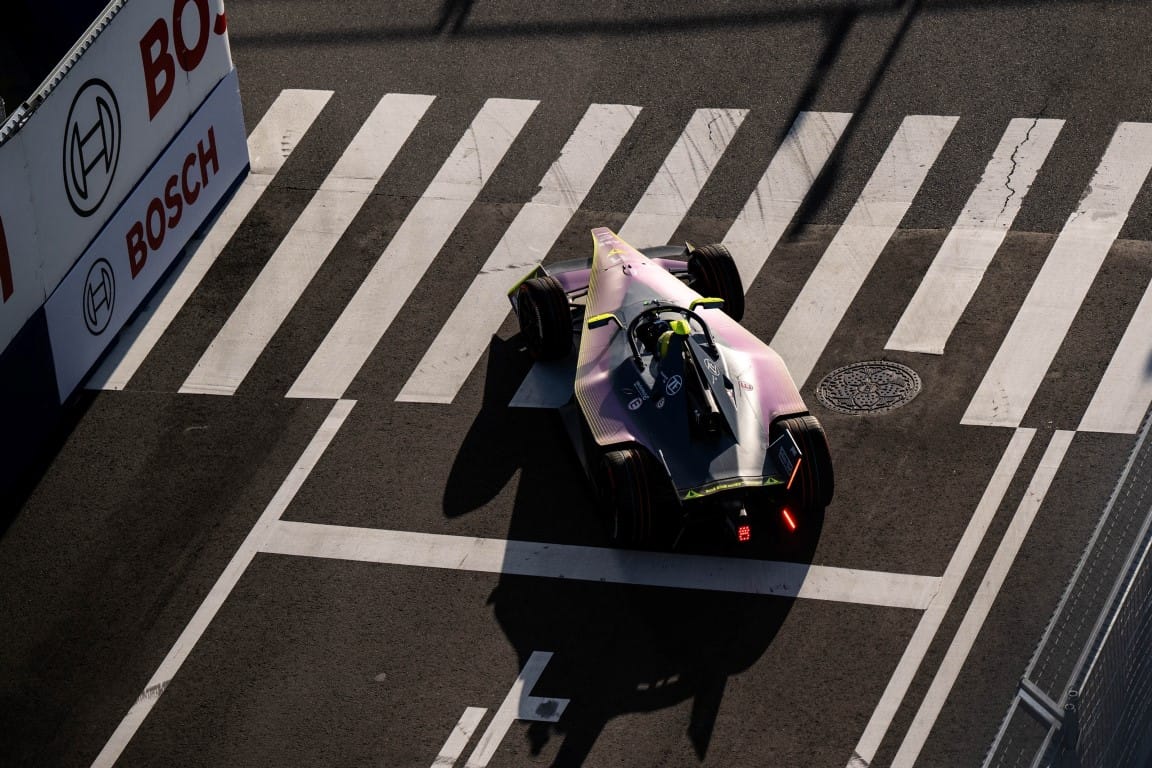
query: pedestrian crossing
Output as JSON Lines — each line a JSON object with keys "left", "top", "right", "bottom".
{"left": 91, "top": 88, "right": 1152, "bottom": 434}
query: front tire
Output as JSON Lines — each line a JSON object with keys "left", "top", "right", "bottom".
{"left": 515, "top": 276, "right": 572, "bottom": 360}
{"left": 688, "top": 243, "right": 745, "bottom": 322}
{"left": 775, "top": 414, "right": 834, "bottom": 512}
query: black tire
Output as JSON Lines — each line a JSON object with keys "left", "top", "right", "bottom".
{"left": 516, "top": 276, "right": 572, "bottom": 360}
{"left": 775, "top": 414, "right": 834, "bottom": 511}
{"left": 688, "top": 243, "right": 745, "bottom": 322}
{"left": 599, "top": 448, "right": 658, "bottom": 547}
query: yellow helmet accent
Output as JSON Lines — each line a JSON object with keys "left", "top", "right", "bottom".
{"left": 669, "top": 319, "right": 691, "bottom": 336}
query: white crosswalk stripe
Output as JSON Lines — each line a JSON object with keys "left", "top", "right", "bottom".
{"left": 286, "top": 97, "right": 539, "bottom": 400}
{"left": 87, "top": 88, "right": 334, "bottom": 391}
{"left": 617, "top": 107, "right": 748, "bottom": 247}
{"left": 886, "top": 117, "right": 1064, "bottom": 355}
{"left": 1079, "top": 275, "right": 1152, "bottom": 434}
{"left": 99, "top": 89, "right": 1152, "bottom": 436}
{"left": 769, "top": 114, "right": 958, "bottom": 389}
{"left": 394, "top": 103, "right": 640, "bottom": 405}
{"left": 179, "top": 93, "right": 435, "bottom": 396}
{"left": 963, "top": 121, "right": 1152, "bottom": 428}
{"left": 724, "top": 111, "right": 852, "bottom": 288}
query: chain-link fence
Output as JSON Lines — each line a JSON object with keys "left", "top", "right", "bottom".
{"left": 985, "top": 410, "right": 1152, "bottom": 768}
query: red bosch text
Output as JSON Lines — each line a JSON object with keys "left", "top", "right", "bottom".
{"left": 126, "top": 127, "right": 219, "bottom": 278}
{"left": 140, "top": 0, "right": 218, "bottom": 120}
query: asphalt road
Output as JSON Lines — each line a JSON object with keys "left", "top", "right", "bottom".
{"left": 4, "top": 1, "right": 1152, "bottom": 766}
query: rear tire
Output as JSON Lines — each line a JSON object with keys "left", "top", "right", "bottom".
{"left": 599, "top": 448, "right": 659, "bottom": 547}
{"left": 775, "top": 414, "right": 834, "bottom": 512}
{"left": 516, "top": 276, "right": 572, "bottom": 360}
{"left": 688, "top": 243, "right": 745, "bottom": 322}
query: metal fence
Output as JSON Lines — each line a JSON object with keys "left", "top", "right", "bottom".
{"left": 985, "top": 410, "right": 1152, "bottom": 768}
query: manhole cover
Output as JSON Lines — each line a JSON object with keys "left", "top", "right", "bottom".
{"left": 815, "top": 361, "right": 922, "bottom": 415}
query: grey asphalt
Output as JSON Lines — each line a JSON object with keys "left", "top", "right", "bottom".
{"left": 3, "top": 1, "right": 1152, "bottom": 766}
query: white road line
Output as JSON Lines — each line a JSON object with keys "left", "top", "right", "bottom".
{"left": 891, "top": 430, "right": 1074, "bottom": 768}
{"left": 88, "top": 89, "right": 333, "bottom": 390}
{"left": 963, "top": 122, "right": 1152, "bottom": 428}
{"left": 260, "top": 520, "right": 940, "bottom": 609}
{"left": 1079, "top": 275, "right": 1152, "bottom": 433}
{"left": 286, "top": 98, "right": 539, "bottom": 400}
{"left": 395, "top": 103, "right": 639, "bottom": 404}
{"left": 886, "top": 118, "right": 1064, "bottom": 355}
{"left": 616, "top": 107, "right": 748, "bottom": 247}
{"left": 464, "top": 652, "right": 567, "bottom": 768}
{"left": 723, "top": 111, "right": 852, "bottom": 289}
{"left": 180, "top": 94, "right": 434, "bottom": 396}
{"left": 509, "top": 106, "right": 747, "bottom": 409}
{"left": 845, "top": 427, "right": 1035, "bottom": 768}
{"left": 431, "top": 707, "right": 487, "bottom": 768}
{"left": 770, "top": 115, "right": 958, "bottom": 389}
{"left": 90, "top": 399, "right": 356, "bottom": 768}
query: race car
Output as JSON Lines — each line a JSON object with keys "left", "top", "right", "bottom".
{"left": 509, "top": 227, "right": 833, "bottom": 546}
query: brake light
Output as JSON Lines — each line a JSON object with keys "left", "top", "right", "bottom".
{"left": 737, "top": 524, "right": 752, "bottom": 542}
{"left": 786, "top": 457, "right": 802, "bottom": 491}
{"left": 781, "top": 508, "right": 797, "bottom": 531}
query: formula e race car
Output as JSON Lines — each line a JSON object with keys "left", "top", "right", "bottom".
{"left": 509, "top": 228, "right": 833, "bottom": 546}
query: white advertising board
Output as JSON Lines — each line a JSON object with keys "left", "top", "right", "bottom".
{"left": 0, "top": 0, "right": 234, "bottom": 351}
{"left": 45, "top": 68, "right": 247, "bottom": 402}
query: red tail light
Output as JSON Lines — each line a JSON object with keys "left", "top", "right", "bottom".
{"left": 737, "top": 524, "right": 752, "bottom": 542}
{"left": 781, "top": 508, "right": 797, "bottom": 531}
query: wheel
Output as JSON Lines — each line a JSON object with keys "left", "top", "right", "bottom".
{"left": 688, "top": 243, "right": 745, "bottom": 322}
{"left": 775, "top": 414, "right": 834, "bottom": 511}
{"left": 599, "top": 448, "right": 658, "bottom": 547}
{"left": 516, "top": 276, "right": 572, "bottom": 360}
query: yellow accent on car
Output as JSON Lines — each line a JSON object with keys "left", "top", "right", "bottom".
{"left": 587, "top": 313, "right": 618, "bottom": 329}
{"left": 689, "top": 297, "right": 724, "bottom": 311}
{"left": 669, "top": 318, "right": 691, "bottom": 336}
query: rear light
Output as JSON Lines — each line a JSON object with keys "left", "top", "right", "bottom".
{"left": 781, "top": 508, "right": 797, "bottom": 532}
{"left": 737, "top": 524, "right": 752, "bottom": 542}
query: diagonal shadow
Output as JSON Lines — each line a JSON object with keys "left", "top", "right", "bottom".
{"left": 444, "top": 334, "right": 823, "bottom": 764}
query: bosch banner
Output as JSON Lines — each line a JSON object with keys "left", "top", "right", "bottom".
{"left": 45, "top": 69, "right": 246, "bottom": 403}
{"left": 0, "top": 0, "right": 234, "bottom": 352}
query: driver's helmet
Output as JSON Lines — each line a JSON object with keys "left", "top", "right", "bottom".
{"left": 637, "top": 317, "right": 672, "bottom": 356}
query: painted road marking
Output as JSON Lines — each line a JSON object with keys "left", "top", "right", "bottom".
{"left": 90, "top": 399, "right": 356, "bottom": 768}
{"left": 509, "top": 109, "right": 846, "bottom": 410}
{"left": 770, "top": 114, "right": 958, "bottom": 389}
{"left": 891, "top": 430, "right": 1074, "bottom": 768}
{"left": 886, "top": 118, "right": 1064, "bottom": 355}
{"left": 724, "top": 111, "right": 852, "bottom": 289}
{"left": 180, "top": 93, "right": 434, "bottom": 396}
{"left": 431, "top": 707, "right": 487, "bottom": 768}
{"left": 260, "top": 520, "right": 940, "bottom": 609}
{"left": 963, "top": 122, "right": 1152, "bottom": 428}
{"left": 286, "top": 98, "right": 539, "bottom": 399}
{"left": 464, "top": 652, "right": 568, "bottom": 768}
{"left": 88, "top": 89, "right": 334, "bottom": 390}
{"left": 846, "top": 427, "right": 1035, "bottom": 768}
{"left": 1078, "top": 275, "right": 1152, "bottom": 433}
{"left": 395, "top": 103, "right": 639, "bottom": 405}
{"left": 617, "top": 107, "right": 748, "bottom": 247}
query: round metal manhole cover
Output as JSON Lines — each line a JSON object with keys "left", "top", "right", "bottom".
{"left": 815, "top": 361, "right": 922, "bottom": 415}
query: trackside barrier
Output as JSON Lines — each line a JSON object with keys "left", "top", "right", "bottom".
{"left": 984, "top": 410, "right": 1152, "bottom": 768}
{"left": 0, "top": 0, "right": 235, "bottom": 356}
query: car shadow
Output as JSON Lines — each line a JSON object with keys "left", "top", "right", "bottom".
{"left": 444, "top": 336, "right": 824, "bottom": 765}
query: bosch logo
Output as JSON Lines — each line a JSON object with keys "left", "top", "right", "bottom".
{"left": 82, "top": 258, "right": 116, "bottom": 335}
{"left": 63, "top": 79, "right": 122, "bottom": 217}
{"left": 665, "top": 374, "right": 683, "bottom": 396}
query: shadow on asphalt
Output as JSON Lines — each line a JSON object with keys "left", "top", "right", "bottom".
{"left": 444, "top": 335, "right": 823, "bottom": 765}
